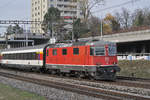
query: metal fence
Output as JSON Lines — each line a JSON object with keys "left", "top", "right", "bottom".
{"left": 117, "top": 53, "right": 150, "bottom": 60}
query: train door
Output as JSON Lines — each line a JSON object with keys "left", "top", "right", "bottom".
{"left": 84, "top": 46, "right": 89, "bottom": 65}
{"left": 37, "top": 51, "right": 42, "bottom": 66}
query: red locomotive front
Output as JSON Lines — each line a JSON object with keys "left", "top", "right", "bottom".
{"left": 87, "top": 43, "right": 120, "bottom": 80}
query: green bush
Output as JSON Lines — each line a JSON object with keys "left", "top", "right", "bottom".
{"left": 0, "top": 83, "right": 46, "bottom": 100}
{"left": 118, "top": 60, "right": 150, "bottom": 78}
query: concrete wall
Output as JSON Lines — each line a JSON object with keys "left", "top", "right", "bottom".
{"left": 81, "top": 29, "right": 150, "bottom": 43}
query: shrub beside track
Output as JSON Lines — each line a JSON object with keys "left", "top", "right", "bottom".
{"left": 118, "top": 60, "right": 150, "bottom": 78}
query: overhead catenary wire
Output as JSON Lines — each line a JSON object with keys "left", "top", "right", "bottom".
{"left": 92, "top": 0, "right": 141, "bottom": 13}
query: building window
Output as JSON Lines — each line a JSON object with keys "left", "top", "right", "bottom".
{"left": 58, "top": 0, "right": 63, "bottom": 2}
{"left": 73, "top": 48, "right": 79, "bottom": 55}
{"left": 50, "top": 4, "right": 54, "bottom": 7}
{"left": 62, "top": 49, "right": 67, "bottom": 55}
{"left": 43, "top": 5, "right": 45, "bottom": 8}
{"left": 57, "top": 4, "right": 63, "bottom": 8}
{"left": 35, "top": 13, "right": 37, "bottom": 16}
{"left": 53, "top": 49, "right": 57, "bottom": 55}
{"left": 80, "top": 12, "right": 83, "bottom": 15}
{"left": 64, "top": 0, "right": 69, "bottom": 2}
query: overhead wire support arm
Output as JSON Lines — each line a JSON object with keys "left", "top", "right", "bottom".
{"left": 0, "top": 20, "right": 42, "bottom": 25}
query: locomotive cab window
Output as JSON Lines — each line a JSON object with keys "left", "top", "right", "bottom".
{"left": 90, "top": 47, "right": 105, "bottom": 56}
{"left": 73, "top": 48, "right": 79, "bottom": 55}
{"left": 95, "top": 47, "right": 105, "bottom": 56}
{"left": 62, "top": 49, "right": 67, "bottom": 55}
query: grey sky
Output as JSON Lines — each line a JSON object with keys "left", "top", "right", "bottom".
{"left": 93, "top": 0, "right": 150, "bottom": 17}
{"left": 0, "top": 0, "right": 30, "bottom": 20}
{"left": 0, "top": 0, "right": 149, "bottom": 34}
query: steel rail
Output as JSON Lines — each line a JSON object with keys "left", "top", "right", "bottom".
{"left": 0, "top": 71, "right": 149, "bottom": 100}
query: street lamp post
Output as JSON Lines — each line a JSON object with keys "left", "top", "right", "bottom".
{"left": 100, "top": 18, "right": 103, "bottom": 40}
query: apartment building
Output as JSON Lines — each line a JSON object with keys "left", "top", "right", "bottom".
{"left": 31, "top": 0, "right": 84, "bottom": 33}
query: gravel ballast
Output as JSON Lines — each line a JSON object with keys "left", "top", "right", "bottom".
{"left": 0, "top": 69, "right": 150, "bottom": 99}
{"left": 0, "top": 76, "right": 102, "bottom": 100}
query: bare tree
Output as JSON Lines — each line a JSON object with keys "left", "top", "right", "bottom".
{"left": 88, "top": 16, "right": 101, "bottom": 36}
{"left": 143, "top": 8, "right": 150, "bottom": 25}
{"left": 77, "top": 0, "right": 104, "bottom": 23}
{"left": 120, "top": 8, "right": 132, "bottom": 28}
{"left": 146, "top": 12, "right": 150, "bottom": 25}
{"left": 114, "top": 12, "right": 122, "bottom": 24}
{"left": 132, "top": 9, "right": 145, "bottom": 26}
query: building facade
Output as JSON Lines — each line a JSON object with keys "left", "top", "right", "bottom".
{"left": 31, "top": 0, "right": 84, "bottom": 33}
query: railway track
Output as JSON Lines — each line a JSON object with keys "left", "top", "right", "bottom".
{"left": 117, "top": 76, "right": 150, "bottom": 82}
{"left": 0, "top": 67, "right": 150, "bottom": 89}
{"left": 0, "top": 69, "right": 150, "bottom": 100}
{"left": 96, "top": 79, "right": 150, "bottom": 89}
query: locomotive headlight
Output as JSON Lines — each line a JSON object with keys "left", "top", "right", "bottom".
{"left": 113, "top": 62, "right": 117, "bottom": 64}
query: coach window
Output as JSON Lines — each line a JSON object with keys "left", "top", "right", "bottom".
{"left": 73, "top": 48, "right": 79, "bottom": 55}
{"left": 19, "top": 53, "right": 22, "bottom": 60}
{"left": 3, "top": 54, "right": 7, "bottom": 59}
{"left": 23, "top": 53, "right": 26, "bottom": 60}
{"left": 26, "top": 53, "right": 30, "bottom": 60}
{"left": 53, "top": 49, "right": 57, "bottom": 55}
{"left": 10, "top": 54, "right": 13, "bottom": 59}
{"left": 62, "top": 49, "right": 67, "bottom": 55}
{"left": 14, "top": 54, "right": 17, "bottom": 59}
{"left": 33, "top": 53, "right": 36, "bottom": 59}
{"left": 15, "top": 54, "right": 18, "bottom": 59}
{"left": 30, "top": 53, "right": 32, "bottom": 59}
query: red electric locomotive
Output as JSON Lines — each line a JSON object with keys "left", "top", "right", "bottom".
{"left": 44, "top": 40, "right": 120, "bottom": 80}
{"left": 0, "top": 40, "right": 120, "bottom": 80}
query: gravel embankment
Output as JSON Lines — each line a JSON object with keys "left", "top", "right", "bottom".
{"left": 0, "top": 75, "right": 102, "bottom": 100}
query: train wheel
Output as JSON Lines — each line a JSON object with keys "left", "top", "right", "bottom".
{"left": 65, "top": 73, "right": 71, "bottom": 77}
{"left": 76, "top": 72, "right": 84, "bottom": 79}
{"left": 51, "top": 70, "right": 57, "bottom": 75}
{"left": 88, "top": 76, "right": 95, "bottom": 80}
{"left": 40, "top": 68, "right": 46, "bottom": 73}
